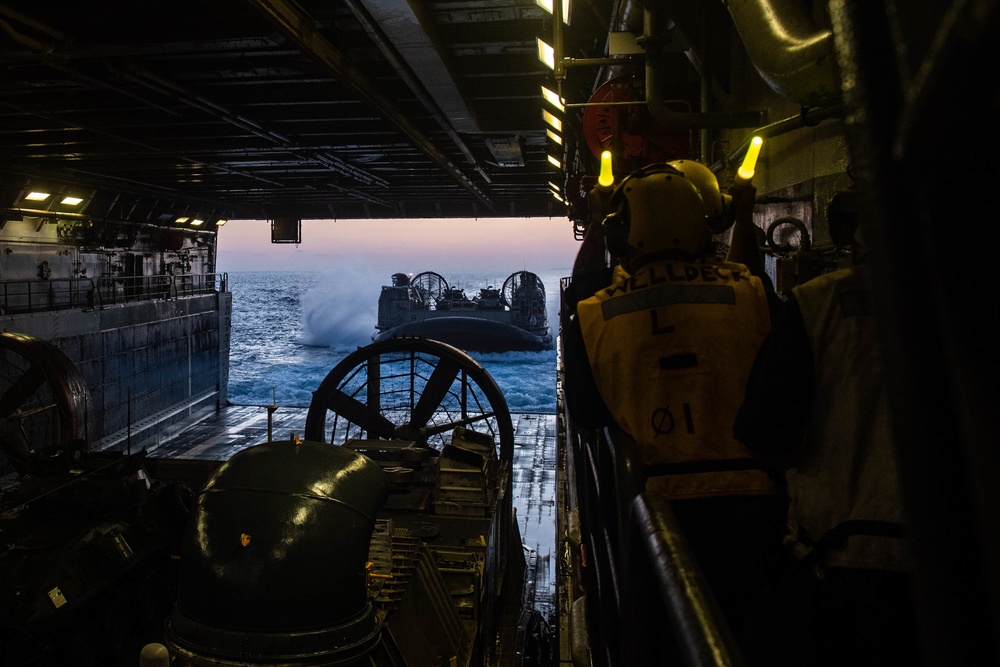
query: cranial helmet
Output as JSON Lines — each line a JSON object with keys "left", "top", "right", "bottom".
{"left": 602, "top": 162, "right": 709, "bottom": 257}
{"left": 667, "top": 159, "right": 734, "bottom": 233}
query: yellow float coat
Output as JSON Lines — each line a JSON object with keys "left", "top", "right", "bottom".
{"left": 788, "top": 266, "right": 908, "bottom": 570}
{"left": 577, "top": 260, "right": 774, "bottom": 499}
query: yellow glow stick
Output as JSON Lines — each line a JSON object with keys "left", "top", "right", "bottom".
{"left": 737, "top": 136, "right": 764, "bottom": 181}
{"left": 598, "top": 150, "right": 614, "bottom": 187}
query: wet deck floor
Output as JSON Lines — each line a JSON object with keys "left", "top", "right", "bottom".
{"left": 143, "top": 403, "right": 559, "bottom": 624}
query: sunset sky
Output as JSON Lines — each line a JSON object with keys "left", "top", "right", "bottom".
{"left": 216, "top": 217, "right": 582, "bottom": 274}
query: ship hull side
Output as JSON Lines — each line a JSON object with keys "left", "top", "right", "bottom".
{"left": 0, "top": 292, "right": 232, "bottom": 451}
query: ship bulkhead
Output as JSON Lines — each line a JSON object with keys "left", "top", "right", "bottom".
{"left": 0, "top": 213, "right": 230, "bottom": 462}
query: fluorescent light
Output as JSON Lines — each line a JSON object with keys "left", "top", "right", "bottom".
{"left": 547, "top": 129, "right": 563, "bottom": 145}
{"left": 535, "top": 0, "right": 571, "bottom": 24}
{"left": 175, "top": 217, "right": 190, "bottom": 224}
{"left": 536, "top": 38, "right": 555, "bottom": 70}
{"left": 216, "top": 219, "right": 228, "bottom": 227}
{"left": 542, "top": 109, "right": 562, "bottom": 132}
{"left": 548, "top": 154, "right": 562, "bottom": 169}
{"left": 191, "top": 218, "right": 205, "bottom": 226}
{"left": 25, "top": 191, "right": 51, "bottom": 201}
{"left": 551, "top": 190, "right": 564, "bottom": 202}
{"left": 60, "top": 196, "right": 83, "bottom": 206}
{"left": 541, "top": 85, "right": 564, "bottom": 112}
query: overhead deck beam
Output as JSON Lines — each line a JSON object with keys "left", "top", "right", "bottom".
{"left": 246, "top": 0, "right": 496, "bottom": 212}
{"left": 352, "top": 0, "right": 479, "bottom": 134}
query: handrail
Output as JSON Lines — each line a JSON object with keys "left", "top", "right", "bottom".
{"left": 567, "top": 424, "right": 745, "bottom": 666}
{"left": 0, "top": 277, "right": 97, "bottom": 315}
{"left": 631, "top": 491, "right": 745, "bottom": 666}
{"left": 0, "top": 273, "right": 226, "bottom": 315}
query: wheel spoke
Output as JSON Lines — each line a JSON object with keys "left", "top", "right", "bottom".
{"left": 0, "top": 332, "right": 93, "bottom": 470}
{"left": 422, "top": 411, "right": 498, "bottom": 438}
{"left": 0, "top": 363, "right": 45, "bottom": 419}
{"left": 305, "top": 339, "right": 514, "bottom": 462}
{"left": 409, "top": 357, "right": 461, "bottom": 429}
{"left": 0, "top": 421, "right": 34, "bottom": 475}
{"left": 323, "top": 392, "right": 397, "bottom": 440}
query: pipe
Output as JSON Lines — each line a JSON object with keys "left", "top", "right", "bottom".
{"left": 643, "top": 6, "right": 766, "bottom": 131}
{"left": 0, "top": 18, "right": 52, "bottom": 51}
{"left": 713, "top": 104, "right": 846, "bottom": 173}
{"left": 0, "top": 4, "right": 63, "bottom": 39}
{"left": 722, "top": 0, "right": 841, "bottom": 107}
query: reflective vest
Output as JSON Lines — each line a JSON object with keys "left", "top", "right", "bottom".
{"left": 577, "top": 259, "right": 774, "bottom": 499}
{"left": 788, "top": 266, "right": 909, "bottom": 570}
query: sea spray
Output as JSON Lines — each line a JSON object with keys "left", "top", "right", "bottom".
{"left": 300, "top": 267, "right": 382, "bottom": 350}
{"left": 227, "top": 268, "right": 569, "bottom": 412}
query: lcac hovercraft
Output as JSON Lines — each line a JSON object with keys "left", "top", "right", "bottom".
{"left": 162, "top": 337, "right": 545, "bottom": 667}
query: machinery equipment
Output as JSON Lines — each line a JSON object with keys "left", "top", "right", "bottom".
{"left": 0, "top": 333, "right": 192, "bottom": 666}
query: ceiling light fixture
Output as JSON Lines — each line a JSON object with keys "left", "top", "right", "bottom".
{"left": 14, "top": 186, "right": 92, "bottom": 216}
{"left": 540, "top": 85, "right": 564, "bottom": 112}
{"left": 536, "top": 38, "right": 555, "bottom": 70}
{"left": 535, "top": 0, "right": 571, "bottom": 24}
{"left": 542, "top": 109, "right": 562, "bottom": 132}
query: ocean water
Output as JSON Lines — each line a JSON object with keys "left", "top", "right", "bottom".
{"left": 226, "top": 267, "right": 569, "bottom": 413}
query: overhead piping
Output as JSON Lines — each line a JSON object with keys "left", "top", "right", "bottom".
{"left": 722, "top": 0, "right": 841, "bottom": 107}
{"left": 0, "top": 3, "right": 64, "bottom": 51}
{"left": 643, "top": 5, "right": 765, "bottom": 130}
{"left": 712, "top": 104, "right": 847, "bottom": 174}
{"left": 610, "top": 0, "right": 839, "bottom": 130}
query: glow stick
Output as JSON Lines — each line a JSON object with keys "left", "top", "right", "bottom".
{"left": 598, "top": 150, "right": 614, "bottom": 187}
{"left": 737, "top": 136, "right": 763, "bottom": 181}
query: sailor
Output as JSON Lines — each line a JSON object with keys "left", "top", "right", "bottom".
{"left": 733, "top": 195, "right": 916, "bottom": 666}
{"left": 568, "top": 159, "right": 786, "bottom": 637}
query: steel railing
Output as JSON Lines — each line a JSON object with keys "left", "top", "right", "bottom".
{"left": 560, "top": 421, "right": 745, "bottom": 667}
{"left": 0, "top": 273, "right": 227, "bottom": 315}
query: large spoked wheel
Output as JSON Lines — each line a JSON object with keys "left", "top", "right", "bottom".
{"left": 0, "top": 332, "right": 93, "bottom": 476}
{"left": 500, "top": 270, "right": 543, "bottom": 308}
{"left": 304, "top": 338, "right": 513, "bottom": 464}
{"left": 410, "top": 271, "right": 449, "bottom": 306}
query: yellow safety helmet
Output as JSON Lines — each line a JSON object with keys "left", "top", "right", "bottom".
{"left": 603, "top": 162, "right": 709, "bottom": 257}
{"left": 667, "top": 159, "right": 733, "bottom": 233}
